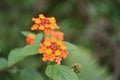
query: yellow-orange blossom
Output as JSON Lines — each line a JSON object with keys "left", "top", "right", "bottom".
{"left": 31, "top": 14, "right": 59, "bottom": 34}
{"left": 39, "top": 37, "right": 69, "bottom": 64}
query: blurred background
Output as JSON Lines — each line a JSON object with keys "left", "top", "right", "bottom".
{"left": 0, "top": 0, "right": 120, "bottom": 80}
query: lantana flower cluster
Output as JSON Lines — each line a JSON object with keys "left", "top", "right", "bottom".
{"left": 26, "top": 14, "right": 69, "bottom": 64}
{"left": 31, "top": 14, "right": 59, "bottom": 34}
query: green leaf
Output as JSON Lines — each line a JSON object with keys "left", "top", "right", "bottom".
{"left": 18, "top": 56, "right": 42, "bottom": 69}
{"left": 35, "top": 33, "right": 43, "bottom": 44}
{"left": 8, "top": 44, "right": 40, "bottom": 67}
{"left": 64, "top": 41, "right": 78, "bottom": 51}
{"left": 46, "top": 64, "right": 78, "bottom": 80}
{"left": 21, "top": 31, "right": 34, "bottom": 37}
{"left": 64, "top": 41, "right": 113, "bottom": 80}
{"left": 19, "top": 68, "right": 44, "bottom": 80}
{"left": 0, "top": 58, "right": 7, "bottom": 70}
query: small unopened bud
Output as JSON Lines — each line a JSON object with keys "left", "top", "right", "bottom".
{"left": 72, "top": 63, "right": 81, "bottom": 73}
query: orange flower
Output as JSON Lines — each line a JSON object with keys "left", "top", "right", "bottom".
{"left": 38, "top": 44, "right": 47, "bottom": 53}
{"left": 55, "top": 57, "right": 62, "bottom": 64}
{"left": 31, "top": 14, "right": 59, "bottom": 34}
{"left": 60, "top": 51, "right": 69, "bottom": 59}
{"left": 49, "top": 31, "right": 64, "bottom": 40}
{"left": 38, "top": 37, "right": 69, "bottom": 64}
{"left": 42, "top": 54, "right": 56, "bottom": 62}
{"left": 26, "top": 34, "right": 35, "bottom": 45}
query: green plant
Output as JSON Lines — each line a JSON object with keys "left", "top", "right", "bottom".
{"left": 0, "top": 14, "right": 113, "bottom": 80}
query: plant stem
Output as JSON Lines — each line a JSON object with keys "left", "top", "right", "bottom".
{"left": 43, "top": 32, "right": 45, "bottom": 39}
{"left": 47, "top": 61, "right": 51, "bottom": 65}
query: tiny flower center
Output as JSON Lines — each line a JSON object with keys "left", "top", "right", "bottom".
{"left": 41, "top": 18, "right": 50, "bottom": 25}
{"left": 49, "top": 43, "right": 60, "bottom": 51}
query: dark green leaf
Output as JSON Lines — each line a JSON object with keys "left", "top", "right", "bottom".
{"left": 46, "top": 64, "right": 78, "bottom": 80}
{"left": 18, "top": 56, "right": 42, "bottom": 69}
{"left": 19, "top": 68, "right": 44, "bottom": 80}
{"left": 8, "top": 44, "right": 40, "bottom": 67}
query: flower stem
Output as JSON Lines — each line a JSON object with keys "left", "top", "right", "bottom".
{"left": 47, "top": 61, "right": 51, "bottom": 65}
{"left": 43, "top": 32, "right": 45, "bottom": 39}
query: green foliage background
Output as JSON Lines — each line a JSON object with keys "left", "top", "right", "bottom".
{"left": 1, "top": 0, "right": 120, "bottom": 80}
